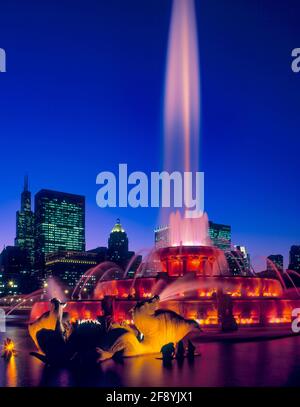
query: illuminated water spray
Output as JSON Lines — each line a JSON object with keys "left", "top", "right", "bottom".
{"left": 164, "top": 0, "right": 200, "bottom": 175}
{"left": 163, "top": 0, "right": 206, "bottom": 244}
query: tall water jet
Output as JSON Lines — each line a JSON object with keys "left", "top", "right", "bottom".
{"left": 169, "top": 210, "right": 211, "bottom": 247}
{"left": 164, "top": 0, "right": 200, "bottom": 176}
{"left": 162, "top": 0, "right": 204, "bottom": 242}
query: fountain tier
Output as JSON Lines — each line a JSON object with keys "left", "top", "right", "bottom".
{"left": 30, "top": 245, "right": 297, "bottom": 327}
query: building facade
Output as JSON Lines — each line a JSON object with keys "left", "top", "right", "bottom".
{"left": 208, "top": 221, "right": 231, "bottom": 251}
{"left": 35, "top": 189, "right": 85, "bottom": 275}
{"left": 289, "top": 245, "right": 300, "bottom": 272}
{"left": 45, "top": 250, "right": 99, "bottom": 291}
{"left": 225, "top": 246, "right": 251, "bottom": 276}
{"left": 267, "top": 254, "right": 284, "bottom": 273}
{"left": 107, "top": 218, "right": 129, "bottom": 267}
{"left": 0, "top": 246, "right": 27, "bottom": 295}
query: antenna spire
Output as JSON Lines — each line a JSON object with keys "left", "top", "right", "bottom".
{"left": 24, "top": 175, "right": 29, "bottom": 192}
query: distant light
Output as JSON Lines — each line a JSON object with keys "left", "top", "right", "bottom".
{"left": 2, "top": 338, "right": 17, "bottom": 359}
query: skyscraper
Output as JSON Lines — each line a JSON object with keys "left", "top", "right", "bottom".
{"left": 15, "top": 176, "right": 35, "bottom": 271}
{"left": 235, "top": 245, "right": 251, "bottom": 271}
{"left": 35, "top": 189, "right": 85, "bottom": 273}
{"left": 288, "top": 246, "right": 300, "bottom": 272}
{"left": 208, "top": 221, "right": 231, "bottom": 251}
{"left": 226, "top": 246, "right": 251, "bottom": 276}
{"left": 267, "top": 254, "right": 283, "bottom": 273}
{"left": 107, "top": 218, "right": 129, "bottom": 267}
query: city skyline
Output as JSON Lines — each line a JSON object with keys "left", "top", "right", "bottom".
{"left": 1, "top": 176, "right": 299, "bottom": 272}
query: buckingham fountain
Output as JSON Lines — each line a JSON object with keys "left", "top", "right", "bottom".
{"left": 29, "top": 212, "right": 300, "bottom": 332}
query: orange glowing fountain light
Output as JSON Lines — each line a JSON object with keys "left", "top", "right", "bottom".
{"left": 1, "top": 338, "right": 17, "bottom": 359}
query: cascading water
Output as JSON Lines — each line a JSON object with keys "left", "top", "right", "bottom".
{"left": 163, "top": 0, "right": 211, "bottom": 249}
{"left": 169, "top": 211, "right": 211, "bottom": 247}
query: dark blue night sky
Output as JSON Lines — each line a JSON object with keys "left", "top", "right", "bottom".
{"left": 0, "top": 0, "right": 300, "bottom": 268}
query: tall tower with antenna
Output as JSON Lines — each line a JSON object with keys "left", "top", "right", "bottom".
{"left": 15, "top": 176, "right": 35, "bottom": 271}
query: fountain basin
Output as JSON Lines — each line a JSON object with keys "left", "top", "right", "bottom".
{"left": 29, "top": 296, "right": 299, "bottom": 327}
{"left": 29, "top": 245, "right": 297, "bottom": 328}
{"left": 94, "top": 276, "right": 283, "bottom": 300}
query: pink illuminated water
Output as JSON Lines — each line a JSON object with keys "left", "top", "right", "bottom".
{"left": 72, "top": 262, "right": 119, "bottom": 298}
{"left": 158, "top": 273, "right": 228, "bottom": 303}
{"left": 6, "top": 289, "right": 43, "bottom": 316}
{"left": 284, "top": 270, "right": 300, "bottom": 297}
{"left": 6, "top": 278, "right": 66, "bottom": 315}
{"left": 164, "top": 0, "right": 200, "bottom": 175}
{"left": 169, "top": 210, "right": 211, "bottom": 247}
{"left": 123, "top": 248, "right": 151, "bottom": 279}
{"left": 161, "top": 0, "right": 201, "bottom": 226}
{"left": 265, "top": 258, "right": 287, "bottom": 290}
{"left": 45, "top": 277, "right": 67, "bottom": 302}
